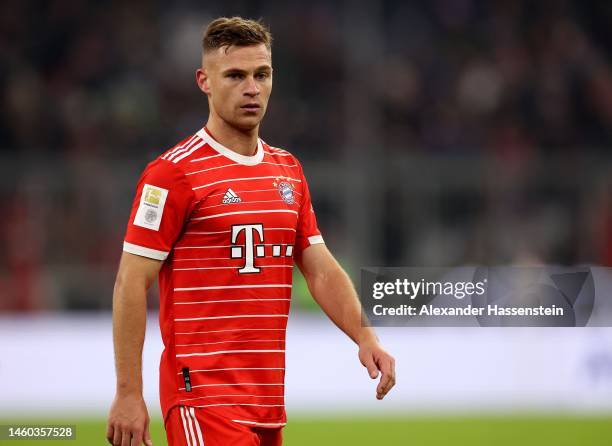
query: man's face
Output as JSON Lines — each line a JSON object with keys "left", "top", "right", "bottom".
{"left": 197, "top": 43, "right": 273, "bottom": 131}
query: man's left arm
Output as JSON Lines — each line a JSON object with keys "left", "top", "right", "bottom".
{"left": 296, "top": 243, "right": 396, "bottom": 400}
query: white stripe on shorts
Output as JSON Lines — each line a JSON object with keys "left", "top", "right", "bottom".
{"left": 179, "top": 406, "right": 194, "bottom": 446}
{"left": 189, "top": 407, "right": 205, "bottom": 446}
{"left": 184, "top": 405, "right": 202, "bottom": 446}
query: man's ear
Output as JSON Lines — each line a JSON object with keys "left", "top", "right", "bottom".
{"left": 196, "top": 67, "right": 210, "bottom": 95}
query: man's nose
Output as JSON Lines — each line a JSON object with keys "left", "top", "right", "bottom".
{"left": 244, "top": 76, "right": 260, "bottom": 96}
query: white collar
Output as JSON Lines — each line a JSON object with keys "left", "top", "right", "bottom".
{"left": 196, "top": 128, "right": 264, "bottom": 166}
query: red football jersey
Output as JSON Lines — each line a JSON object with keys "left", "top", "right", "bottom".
{"left": 122, "top": 126, "right": 323, "bottom": 428}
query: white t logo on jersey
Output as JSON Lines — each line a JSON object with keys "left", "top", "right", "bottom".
{"left": 231, "top": 224, "right": 264, "bottom": 273}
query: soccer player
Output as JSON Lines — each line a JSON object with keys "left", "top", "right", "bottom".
{"left": 106, "top": 16, "right": 395, "bottom": 446}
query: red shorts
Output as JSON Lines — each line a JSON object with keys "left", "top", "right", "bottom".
{"left": 164, "top": 405, "right": 284, "bottom": 446}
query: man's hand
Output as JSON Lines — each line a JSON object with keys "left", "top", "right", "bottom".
{"left": 358, "top": 340, "right": 396, "bottom": 400}
{"left": 106, "top": 393, "right": 153, "bottom": 446}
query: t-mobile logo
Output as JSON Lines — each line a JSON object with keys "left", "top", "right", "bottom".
{"left": 231, "top": 224, "right": 265, "bottom": 273}
{"left": 230, "top": 224, "right": 295, "bottom": 274}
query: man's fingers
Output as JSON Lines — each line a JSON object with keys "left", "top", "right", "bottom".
{"left": 376, "top": 370, "right": 392, "bottom": 396}
{"left": 107, "top": 424, "right": 149, "bottom": 446}
{"left": 131, "top": 430, "right": 144, "bottom": 446}
{"left": 121, "top": 429, "right": 131, "bottom": 446}
{"left": 106, "top": 424, "right": 114, "bottom": 445}
{"left": 360, "top": 354, "right": 379, "bottom": 379}
{"left": 376, "top": 358, "right": 396, "bottom": 399}
{"left": 359, "top": 351, "right": 378, "bottom": 379}
{"left": 112, "top": 425, "right": 122, "bottom": 446}
{"left": 143, "top": 418, "right": 153, "bottom": 446}
{"left": 144, "top": 427, "right": 153, "bottom": 446}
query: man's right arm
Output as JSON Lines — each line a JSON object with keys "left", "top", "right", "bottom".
{"left": 106, "top": 251, "right": 162, "bottom": 446}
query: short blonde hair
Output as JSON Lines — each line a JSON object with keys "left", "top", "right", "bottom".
{"left": 203, "top": 16, "right": 272, "bottom": 54}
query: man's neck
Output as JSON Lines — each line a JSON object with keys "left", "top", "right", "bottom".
{"left": 205, "top": 116, "right": 259, "bottom": 157}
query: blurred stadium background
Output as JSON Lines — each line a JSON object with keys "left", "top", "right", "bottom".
{"left": 1, "top": 0, "right": 612, "bottom": 444}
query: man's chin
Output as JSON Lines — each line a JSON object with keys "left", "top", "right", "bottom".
{"left": 229, "top": 116, "right": 264, "bottom": 131}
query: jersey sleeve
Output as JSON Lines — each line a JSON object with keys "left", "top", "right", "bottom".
{"left": 123, "top": 158, "right": 196, "bottom": 261}
{"left": 294, "top": 158, "right": 324, "bottom": 256}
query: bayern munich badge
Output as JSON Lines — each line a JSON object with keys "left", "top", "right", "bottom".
{"left": 276, "top": 180, "right": 295, "bottom": 205}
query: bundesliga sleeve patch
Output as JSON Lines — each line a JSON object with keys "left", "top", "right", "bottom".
{"left": 133, "top": 184, "right": 169, "bottom": 231}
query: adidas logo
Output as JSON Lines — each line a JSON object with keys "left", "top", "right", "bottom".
{"left": 222, "top": 188, "right": 241, "bottom": 204}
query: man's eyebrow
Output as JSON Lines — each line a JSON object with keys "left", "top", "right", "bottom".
{"left": 221, "top": 65, "right": 272, "bottom": 75}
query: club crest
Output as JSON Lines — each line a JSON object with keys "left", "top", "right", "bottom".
{"left": 274, "top": 179, "right": 295, "bottom": 205}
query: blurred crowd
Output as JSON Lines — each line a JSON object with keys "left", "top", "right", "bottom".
{"left": 0, "top": 0, "right": 611, "bottom": 311}
{"left": 2, "top": 1, "right": 612, "bottom": 157}
{"left": 381, "top": 1, "right": 612, "bottom": 156}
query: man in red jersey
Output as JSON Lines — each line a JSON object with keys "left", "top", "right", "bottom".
{"left": 106, "top": 16, "right": 395, "bottom": 446}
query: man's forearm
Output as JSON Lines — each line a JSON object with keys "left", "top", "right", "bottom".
{"left": 299, "top": 246, "right": 396, "bottom": 398}
{"left": 112, "top": 278, "right": 148, "bottom": 396}
{"left": 306, "top": 260, "right": 378, "bottom": 346}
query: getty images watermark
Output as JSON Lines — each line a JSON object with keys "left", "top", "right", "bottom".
{"left": 360, "top": 267, "right": 612, "bottom": 327}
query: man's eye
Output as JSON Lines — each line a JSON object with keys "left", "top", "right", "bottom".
{"left": 227, "top": 73, "right": 242, "bottom": 79}
{"left": 256, "top": 73, "right": 269, "bottom": 80}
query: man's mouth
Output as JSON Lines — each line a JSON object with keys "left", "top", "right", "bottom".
{"left": 241, "top": 103, "right": 261, "bottom": 111}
